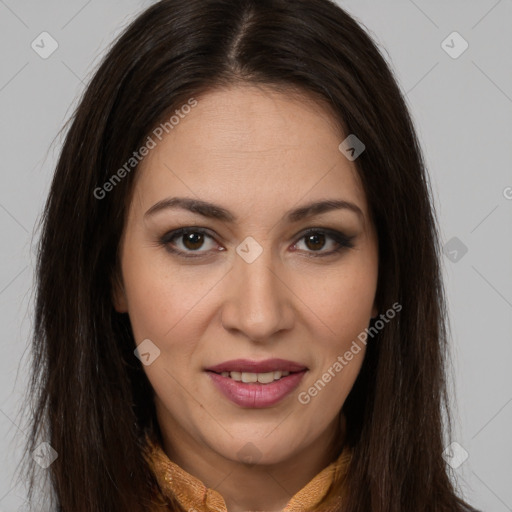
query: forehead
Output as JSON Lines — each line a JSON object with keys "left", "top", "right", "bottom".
{"left": 132, "top": 85, "right": 369, "bottom": 222}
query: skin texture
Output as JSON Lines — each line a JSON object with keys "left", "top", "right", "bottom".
{"left": 114, "top": 85, "right": 379, "bottom": 512}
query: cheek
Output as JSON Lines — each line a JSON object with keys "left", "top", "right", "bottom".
{"left": 122, "top": 255, "right": 211, "bottom": 342}
{"left": 292, "top": 255, "right": 376, "bottom": 401}
{"left": 121, "top": 251, "right": 226, "bottom": 386}
{"left": 122, "top": 260, "right": 207, "bottom": 411}
{"left": 328, "top": 279, "right": 375, "bottom": 342}
{"left": 295, "top": 260, "right": 377, "bottom": 343}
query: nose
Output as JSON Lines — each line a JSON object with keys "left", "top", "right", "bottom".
{"left": 220, "top": 248, "right": 295, "bottom": 343}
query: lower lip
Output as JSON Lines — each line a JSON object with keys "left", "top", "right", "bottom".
{"left": 206, "top": 370, "right": 307, "bottom": 408}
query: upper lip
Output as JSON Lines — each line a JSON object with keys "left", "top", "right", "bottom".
{"left": 205, "top": 358, "right": 308, "bottom": 374}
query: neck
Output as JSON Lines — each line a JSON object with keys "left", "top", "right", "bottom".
{"left": 156, "top": 410, "right": 345, "bottom": 512}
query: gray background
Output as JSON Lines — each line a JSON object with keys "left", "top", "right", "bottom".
{"left": 0, "top": 0, "right": 511, "bottom": 510}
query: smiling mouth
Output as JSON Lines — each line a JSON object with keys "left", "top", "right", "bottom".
{"left": 205, "top": 368, "right": 308, "bottom": 408}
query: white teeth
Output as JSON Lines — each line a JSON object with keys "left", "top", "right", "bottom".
{"left": 257, "top": 372, "right": 275, "bottom": 384}
{"left": 241, "top": 372, "right": 258, "bottom": 383}
{"left": 220, "top": 370, "right": 293, "bottom": 383}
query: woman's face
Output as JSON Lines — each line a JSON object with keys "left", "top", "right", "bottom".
{"left": 114, "top": 85, "right": 379, "bottom": 465}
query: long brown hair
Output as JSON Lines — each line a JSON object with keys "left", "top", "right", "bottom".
{"left": 24, "top": 0, "right": 476, "bottom": 510}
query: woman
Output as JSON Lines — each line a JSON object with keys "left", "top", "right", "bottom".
{"left": 25, "top": 0, "right": 479, "bottom": 510}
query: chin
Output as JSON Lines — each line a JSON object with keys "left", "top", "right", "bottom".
{"left": 206, "top": 427, "right": 307, "bottom": 467}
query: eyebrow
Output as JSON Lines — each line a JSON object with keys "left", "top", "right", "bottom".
{"left": 144, "top": 197, "right": 364, "bottom": 223}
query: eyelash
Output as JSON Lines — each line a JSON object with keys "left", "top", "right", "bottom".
{"left": 159, "top": 227, "right": 355, "bottom": 259}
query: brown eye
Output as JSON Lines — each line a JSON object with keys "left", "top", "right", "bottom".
{"left": 182, "top": 232, "right": 205, "bottom": 250}
{"left": 304, "top": 232, "right": 326, "bottom": 251}
{"left": 293, "top": 229, "right": 356, "bottom": 257}
{"left": 160, "top": 228, "right": 218, "bottom": 256}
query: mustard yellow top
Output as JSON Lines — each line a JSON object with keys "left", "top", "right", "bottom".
{"left": 145, "top": 435, "right": 352, "bottom": 512}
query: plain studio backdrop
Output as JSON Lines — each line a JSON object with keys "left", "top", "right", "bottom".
{"left": 0, "top": 1, "right": 511, "bottom": 510}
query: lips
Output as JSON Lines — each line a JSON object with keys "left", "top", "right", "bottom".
{"left": 204, "top": 358, "right": 308, "bottom": 408}
{"left": 205, "top": 358, "right": 307, "bottom": 374}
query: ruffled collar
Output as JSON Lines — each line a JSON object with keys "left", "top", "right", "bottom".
{"left": 145, "top": 434, "right": 352, "bottom": 511}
